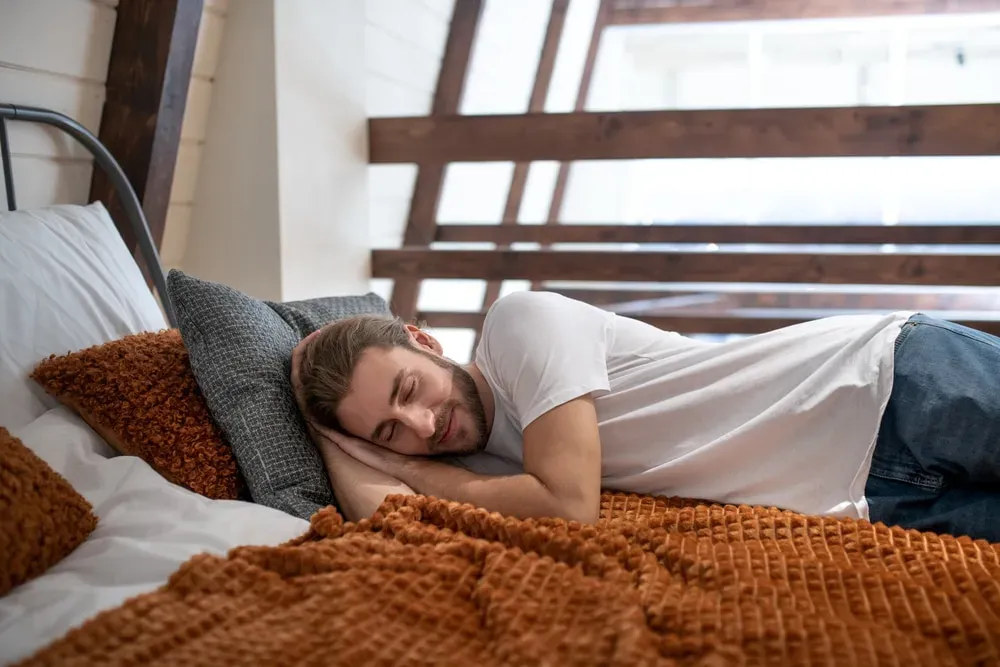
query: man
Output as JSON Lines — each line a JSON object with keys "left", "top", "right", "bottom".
{"left": 292, "top": 290, "right": 999, "bottom": 543}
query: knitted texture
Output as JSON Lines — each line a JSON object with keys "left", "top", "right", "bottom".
{"left": 0, "top": 426, "right": 97, "bottom": 596}
{"left": 167, "top": 269, "right": 391, "bottom": 519}
{"left": 31, "top": 329, "right": 244, "bottom": 500}
{"left": 18, "top": 493, "right": 1000, "bottom": 666}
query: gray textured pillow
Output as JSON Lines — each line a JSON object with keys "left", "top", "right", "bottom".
{"left": 166, "top": 269, "right": 391, "bottom": 520}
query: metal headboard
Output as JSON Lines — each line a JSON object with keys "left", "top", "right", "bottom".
{"left": 0, "top": 103, "right": 177, "bottom": 327}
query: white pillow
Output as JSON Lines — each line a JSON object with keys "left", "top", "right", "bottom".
{"left": 0, "top": 202, "right": 166, "bottom": 430}
{"left": 0, "top": 407, "right": 309, "bottom": 664}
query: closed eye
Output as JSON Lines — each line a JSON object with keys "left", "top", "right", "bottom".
{"left": 402, "top": 379, "right": 416, "bottom": 403}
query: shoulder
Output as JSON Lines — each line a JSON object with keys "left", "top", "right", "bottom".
{"left": 484, "top": 290, "right": 602, "bottom": 330}
{"left": 485, "top": 290, "right": 561, "bottom": 320}
{"left": 478, "top": 291, "right": 613, "bottom": 363}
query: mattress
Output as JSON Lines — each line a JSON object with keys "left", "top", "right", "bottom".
{"left": 0, "top": 407, "right": 308, "bottom": 665}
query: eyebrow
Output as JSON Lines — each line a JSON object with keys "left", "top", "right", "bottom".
{"left": 371, "top": 369, "right": 406, "bottom": 442}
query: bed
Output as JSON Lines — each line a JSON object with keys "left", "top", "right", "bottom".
{"left": 3, "top": 95, "right": 1000, "bottom": 666}
{"left": 0, "top": 103, "right": 310, "bottom": 664}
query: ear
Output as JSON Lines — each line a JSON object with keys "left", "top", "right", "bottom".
{"left": 405, "top": 324, "right": 443, "bottom": 355}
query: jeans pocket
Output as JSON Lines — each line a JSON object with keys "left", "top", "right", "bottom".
{"left": 868, "top": 433, "right": 948, "bottom": 492}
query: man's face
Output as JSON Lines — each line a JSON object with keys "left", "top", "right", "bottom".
{"left": 336, "top": 344, "right": 489, "bottom": 457}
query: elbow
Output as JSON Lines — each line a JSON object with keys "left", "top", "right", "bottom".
{"left": 567, "top": 507, "right": 600, "bottom": 525}
{"left": 557, "top": 499, "right": 600, "bottom": 525}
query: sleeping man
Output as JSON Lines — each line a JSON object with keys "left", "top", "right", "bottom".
{"left": 291, "top": 290, "right": 1000, "bottom": 543}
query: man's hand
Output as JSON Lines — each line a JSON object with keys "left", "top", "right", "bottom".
{"left": 321, "top": 429, "right": 413, "bottom": 476}
{"left": 335, "top": 395, "right": 603, "bottom": 525}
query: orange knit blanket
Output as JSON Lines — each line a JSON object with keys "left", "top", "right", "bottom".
{"left": 19, "top": 493, "right": 1000, "bottom": 666}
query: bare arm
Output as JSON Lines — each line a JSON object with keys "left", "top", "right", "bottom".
{"left": 309, "top": 426, "right": 415, "bottom": 522}
{"left": 334, "top": 395, "right": 602, "bottom": 524}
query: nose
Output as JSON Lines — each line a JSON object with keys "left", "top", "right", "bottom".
{"left": 399, "top": 405, "right": 436, "bottom": 440}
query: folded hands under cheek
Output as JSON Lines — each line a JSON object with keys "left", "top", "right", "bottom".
{"left": 328, "top": 430, "right": 412, "bottom": 477}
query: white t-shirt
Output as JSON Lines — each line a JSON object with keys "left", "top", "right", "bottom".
{"left": 455, "top": 290, "right": 911, "bottom": 520}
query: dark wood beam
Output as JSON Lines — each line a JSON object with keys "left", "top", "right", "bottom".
{"left": 608, "top": 0, "right": 1000, "bottom": 25}
{"left": 89, "top": 0, "right": 203, "bottom": 257}
{"left": 545, "top": 287, "right": 1000, "bottom": 313}
{"left": 368, "top": 104, "right": 1000, "bottom": 164}
{"left": 479, "top": 0, "right": 570, "bottom": 319}
{"left": 371, "top": 248, "right": 1000, "bottom": 286}
{"left": 388, "top": 0, "right": 484, "bottom": 321}
{"left": 436, "top": 223, "right": 1000, "bottom": 245}
{"left": 418, "top": 309, "right": 1000, "bottom": 336}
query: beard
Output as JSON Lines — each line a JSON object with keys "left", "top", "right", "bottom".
{"left": 418, "top": 349, "right": 489, "bottom": 456}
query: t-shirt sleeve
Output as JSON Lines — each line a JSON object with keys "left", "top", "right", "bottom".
{"left": 476, "top": 291, "right": 613, "bottom": 430}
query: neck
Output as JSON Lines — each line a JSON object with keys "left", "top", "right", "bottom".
{"left": 464, "top": 362, "right": 495, "bottom": 435}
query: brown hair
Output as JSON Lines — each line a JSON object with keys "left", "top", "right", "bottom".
{"left": 298, "top": 315, "right": 412, "bottom": 431}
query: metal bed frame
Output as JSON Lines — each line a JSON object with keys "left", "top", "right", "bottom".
{"left": 0, "top": 103, "right": 177, "bottom": 327}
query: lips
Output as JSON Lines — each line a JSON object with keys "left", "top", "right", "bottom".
{"left": 439, "top": 410, "right": 456, "bottom": 445}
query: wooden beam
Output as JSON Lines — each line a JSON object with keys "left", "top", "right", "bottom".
{"left": 436, "top": 223, "right": 1000, "bottom": 245}
{"left": 536, "top": 0, "right": 612, "bottom": 291}
{"left": 418, "top": 309, "right": 1000, "bottom": 336}
{"left": 546, "top": 287, "right": 1000, "bottom": 313}
{"left": 89, "top": 0, "right": 203, "bottom": 257}
{"left": 368, "top": 104, "right": 1000, "bottom": 164}
{"left": 371, "top": 248, "right": 1000, "bottom": 286}
{"left": 608, "top": 0, "right": 1000, "bottom": 25}
{"left": 388, "top": 0, "right": 483, "bottom": 321}
{"left": 478, "top": 0, "right": 569, "bottom": 318}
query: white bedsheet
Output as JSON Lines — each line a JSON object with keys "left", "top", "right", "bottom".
{"left": 0, "top": 408, "right": 310, "bottom": 665}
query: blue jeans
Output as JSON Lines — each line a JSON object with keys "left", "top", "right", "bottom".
{"left": 865, "top": 314, "right": 1000, "bottom": 543}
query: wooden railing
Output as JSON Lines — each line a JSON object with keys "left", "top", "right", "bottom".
{"left": 367, "top": 0, "right": 1000, "bottom": 340}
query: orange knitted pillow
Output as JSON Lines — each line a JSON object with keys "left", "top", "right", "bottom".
{"left": 0, "top": 426, "right": 97, "bottom": 596}
{"left": 31, "top": 330, "right": 245, "bottom": 500}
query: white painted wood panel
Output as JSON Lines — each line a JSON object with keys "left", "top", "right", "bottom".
{"left": 170, "top": 143, "right": 201, "bottom": 204}
{"left": 192, "top": 9, "right": 225, "bottom": 80}
{"left": 181, "top": 77, "right": 213, "bottom": 140}
{"left": 366, "top": 0, "right": 450, "bottom": 63}
{"left": 0, "top": 0, "right": 116, "bottom": 81}
{"left": 1, "top": 156, "right": 93, "bottom": 210}
{"left": 205, "top": 0, "right": 228, "bottom": 14}
{"left": 161, "top": 203, "right": 193, "bottom": 268}
{"left": 165, "top": 2, "right": 227, "bottom": 270}
{"left": 417, "top": 0, "right": 455, "bottom": 20}
{"left": 367, "top": 73, "right": 432, "bottom": 116}
{"left": 365, "top": 24, "right": 441, "bottom": 94}
{"left": 0, "top": 67, "right": 104, "bottom": 160}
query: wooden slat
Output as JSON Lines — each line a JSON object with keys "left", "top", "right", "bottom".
{"left": 89, "top": 0, "right": 203, "bottom": 257}
{"left": 479, "top": 0, "right": 569, "bottom": 316}
{"left": 549, "top": 288, "right": 1000, "bottom": 313}
{"left": 371, "top": 248, "right": 1000, "bottom": 286}
{"left": 419, "top": 310, "right": 1000, "bottom": 336}
{"left": 533, "top": 0, "right": 611, "bottom": 292}
{"left": 389, "top": 0, "right": 483, "bottom": 321}
{"left": 368, "top": 104, "right": 1000, "bottom": 164}
{"left": 608, "top": 0, "right": 1000, "bottom": 25}
{"left": 436, "top": 223, "right": 1000, "bottom": 245}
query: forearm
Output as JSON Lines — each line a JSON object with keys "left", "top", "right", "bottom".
{"left": 317, "top": 439, "right": 415, "bottom": 522}
{"left": 393, "top": 458, "right": 597, "bottom": 524}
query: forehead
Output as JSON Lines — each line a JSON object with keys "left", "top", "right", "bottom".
{"left": 336, "top": 346, "right": 434, "bottom": 436}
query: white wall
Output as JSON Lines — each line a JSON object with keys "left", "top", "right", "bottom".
{"left": 181, "top": 0, "right": 373, "bottom": 302}
{"left": 0, "top": 0, "right": 226, "bottom": 270}
{"left": 0, "top": 0, "right": 117, "bottom": 209}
